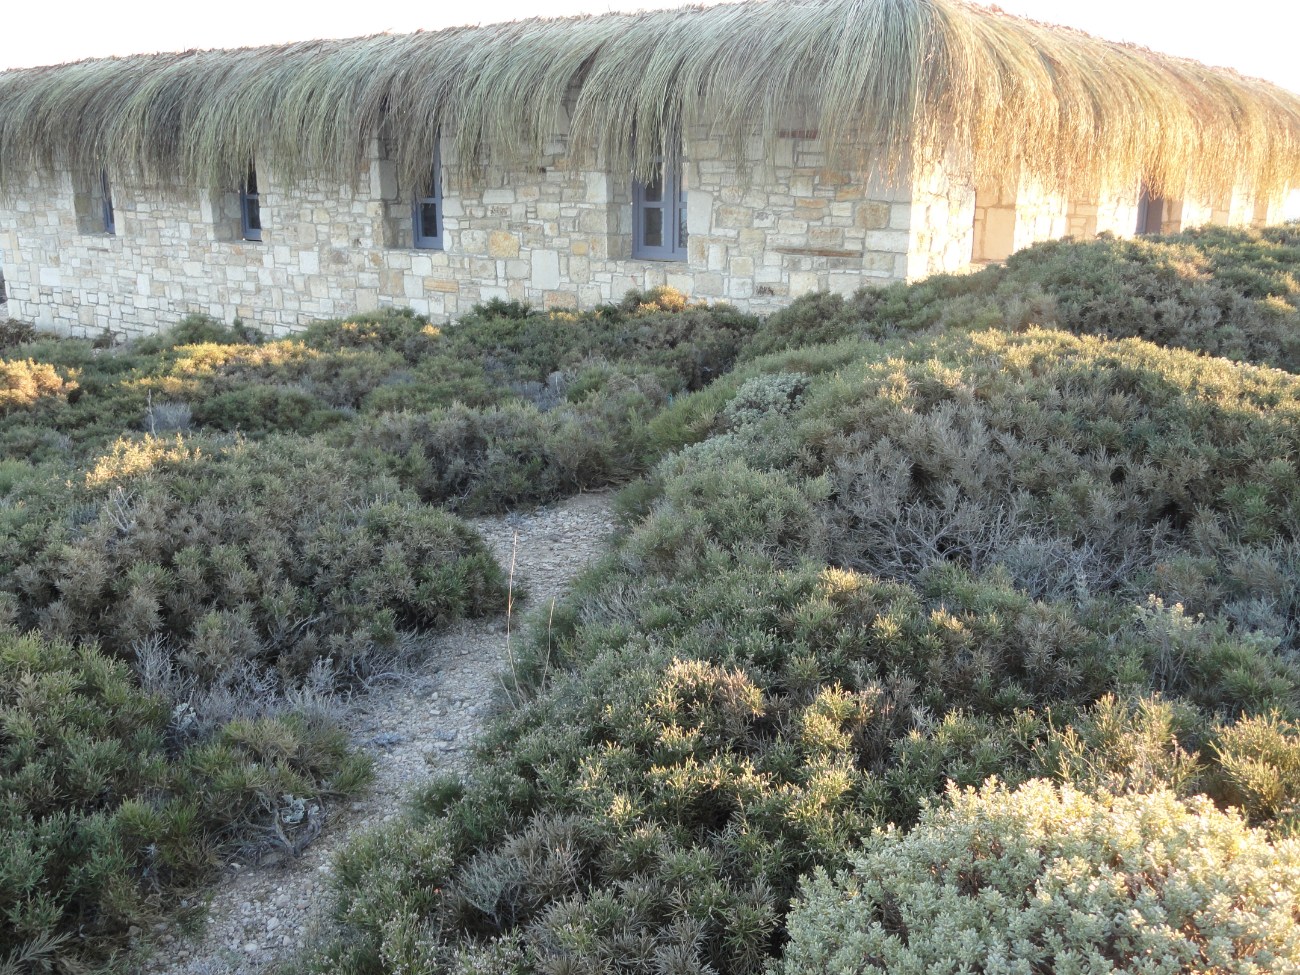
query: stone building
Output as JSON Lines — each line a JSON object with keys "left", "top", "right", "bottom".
{"left": 0, "top": 0, "right": 1297, "bottom": 337}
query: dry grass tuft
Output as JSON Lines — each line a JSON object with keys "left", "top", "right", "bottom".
{"left": 0, "top": 0, "right": 1296, "bottom": 203}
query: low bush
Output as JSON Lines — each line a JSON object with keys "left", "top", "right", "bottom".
{"left": 7, "top": 229, "right": 1300, "bottom": 973}
{"left": 746, "top": 226, "right": 1300, "bottom": 371}
{"left": 1210, "top": 712, "right": 1300, "bottom": 832}
{"left": 738, "top": 327, "right": 1300, "bottom": 653}
{"left": 343, "top": 369, "right": 670, "bottom": 513}
{"left": 306, "top": 304, "right": 1300, "bottom": 972}
{"left": 0, "top": 297, "right": 755, "bottom": 477}
{"left": 130, "top": 313, "right": 261, "bottom": 353}
{"left": 3, "top": 435, "right": 508, "bottom": 699}
{"left": 0, "top": 358, "right": 75, "bottom": 414}
{"left": 0, "top": 317, "right": 36, "bottom": 349}
{"left": 0, "top": 627, "right": 369, "bottom": 969}
{"left": 305, "top": 460, "right": 1300, "bottom": 972}
{"left": 780, "top": 779, "right": 1300, "bottom": 975}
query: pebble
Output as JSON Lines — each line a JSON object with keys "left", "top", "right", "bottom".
{"left": 140, "top": 492, "right": 616, "bottom": 975}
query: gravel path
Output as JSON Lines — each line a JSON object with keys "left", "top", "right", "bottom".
{"left": 142, "top": 491, "right": 616, "bottom": 974}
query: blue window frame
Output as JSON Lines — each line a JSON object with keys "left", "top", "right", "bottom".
{"left": 240, "top": 165, "right": 262, "bottom": 241}
{"left": 99, "top": 170, "right": 115, "bottom": 235}
{"left": 413, "top": 146, "right": 443, "bottom": 249}
{"left": 633, "top": 156, "right": 687, "bottom": 260}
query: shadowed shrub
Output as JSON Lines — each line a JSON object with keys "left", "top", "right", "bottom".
{"left": 4, "top": 435, "right": 508, "bottom": 694}
{"left": 0, "top": 627, "right": 369, "bottom": 969}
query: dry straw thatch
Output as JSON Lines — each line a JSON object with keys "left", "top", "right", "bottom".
{"left": 0, "top": 0, "right": 1297, "bottom": 204}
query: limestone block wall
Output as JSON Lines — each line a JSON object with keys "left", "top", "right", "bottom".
{"left": 972, "top": 174, "right": 1018, "bottom": 262}
{"left": 685, "top": 129, "right": 917, "bottom": 302}
{"left": 0, "top": 168, "right": 380, "bottom": 338}
{"left": 1215, "top": 185, "right": 1257, "bottom": 227}
{"left": 1253, "top": 190, "right": 1292, "bottom": 227}
{"left": 906, "top": 161, "right": 975, "bottom": 278}
{"left": 1163, "top": 196, "right": 1216, "bottom": 233}
{"left": 1151, "top": 188, "right": 1263, "bottom": 235}
{"left": 0, "top": 124, "right": 919, "bottom": 337}
{"left": 1010, "top": 176, "right": 1070, "bottom": 253}
{"left": 1067, "top": 180, "right": 1142, "bottom": 238}
{"left": 975, "top": 170, "right": 1098, "bottom": 261}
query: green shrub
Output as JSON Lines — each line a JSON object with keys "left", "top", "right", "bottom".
{"left": 1210, "top": 713, "right": 1300, "bottom": 832}
{"left": 190, "top": 384, "right": 347, "bottom": 434}
{"left": 301, "top": 307, "right": 444, "bottom": 361}
{"left": 302, "top": 229, "right": 1300, "bottom": 974}
{"left": 780, "top": 779, "right": 1300, "bottom": 975}
{"left": 131, "top": 313, "right": 259, "bottom": 353}
{"left": 307, "top": 436, "right": 1299, "bottom": 972}
{"left": 4, "top": 435, "right": 508, "bottom": 694}
{"left": 779, "top": 328, "right": 1300, "bottom": 649}
{"left": 0, "top": 317, "right": 36, "bottom": 349}
{"left": 344, "top": 371, "right": 668, "bottom": 513}
{"left": 0, "top": 628, "right": 368, "bottom": 969}
{"left": 746, "top": 227, "right": 1300, "bottom": 371}
{"left": 1034, "top": 694, "right": 1208, "bottom": 798}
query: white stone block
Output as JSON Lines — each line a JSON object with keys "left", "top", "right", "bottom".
{"left": 531, "top": 249, "right": 561, "bottom": 289}
{"left": 300, "top": 251, "right": 320, "bottom": 275}
{"left": 585, "top": 173, "right": 609, "bottom": 203}
{"left": 687, "top": 191, "right": 714, "bottom": 235}
{"left": 666, "top": 272, "right": 693, "bottom": 294}
{"left": 38, "top": 267, "right": 61, "bottom": 287}
{"left": 864, "top": 230, "right": 911, "bottom": 253}
{"left": 789, "top": 271, "right": 820, "bottom": 296}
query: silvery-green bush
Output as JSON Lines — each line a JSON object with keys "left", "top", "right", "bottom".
{"left": 780, "top": 778, "right": 1300, "bottom": 975}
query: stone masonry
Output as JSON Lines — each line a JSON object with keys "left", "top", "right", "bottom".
{"left": 0, "top": 121, "right": 1289, "bottom": 337}
{"left": 0, "top": 121, "right": 945, "bottom": 338}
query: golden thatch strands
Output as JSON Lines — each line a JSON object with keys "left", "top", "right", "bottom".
{"left": 0, "top": 0, "right": 1297, "bottom": 203}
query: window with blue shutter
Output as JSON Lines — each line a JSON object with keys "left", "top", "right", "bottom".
{"left": 413, "top": 144, "right": 443, "bottom": 250}
{"left": 633, "top": 156, "right": 687, "bottom": 260}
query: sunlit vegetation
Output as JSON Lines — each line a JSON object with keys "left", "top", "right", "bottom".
{"left": 0, "top": 288, "right": 752, "bottom": 969}
{"left": 298, "top": 226, "right": 1300, "bottom": 974}
{"left": 4, "top": 227, "right": 1300, "bottom": 973}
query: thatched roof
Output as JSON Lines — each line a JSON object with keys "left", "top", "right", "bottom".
{"left": 1, "top": 0, "right": 1297, "bottom": 203}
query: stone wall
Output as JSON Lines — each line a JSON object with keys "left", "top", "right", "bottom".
{"left": 971, "top": 170, "right": 1069, "bottom": 263}
{"left": 2, "top": 133, "right": 1290, "bottom": 338}
{"left": 687, "top": 130, "right": 919, "bottom": 302}
{"left": 0, "top": 124, "right": 919, "bottom": 337}
{"left": 906, "top": 161, "right": 976, "bottom": 278}
{"left": 1010, "top": 176, "right": 1070, "bottom": 253}
{"left": 1067, "top": 180, "right": 1142, "bottom": 238}
{"left": 1256, "top": 191, "right": 1293, "bottom": 227}
{"left": 1162, "top": 195, "right": 1216, "bottom": 233}
{"left": 971, "top": 174, "right": 1018, "bottom": 263}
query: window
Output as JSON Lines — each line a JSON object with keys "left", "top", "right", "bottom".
{"left": 1136, "top": 183, "right": 1165, "bottom": 235}
{"left": 74, "top": 168, "right": 115, "bottom": 235}
{"left": 413, "top": 145, "right": 443, "bottom": 249}
{"left": 633, "top": 156, "right": 687, "bottom": 260}
{"left": 240, "top": 165, "right": 262, "bottom": 241}
{"left": 99, "top": 170, "right": 116, "bottom": 235}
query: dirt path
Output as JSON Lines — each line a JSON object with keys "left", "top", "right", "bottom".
{"left": 143, "top": 491, "right": 616, "bottom": 974}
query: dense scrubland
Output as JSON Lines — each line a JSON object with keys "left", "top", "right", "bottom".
{"left": 3, "top": 225, "right": 1300, "bottom": 973}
